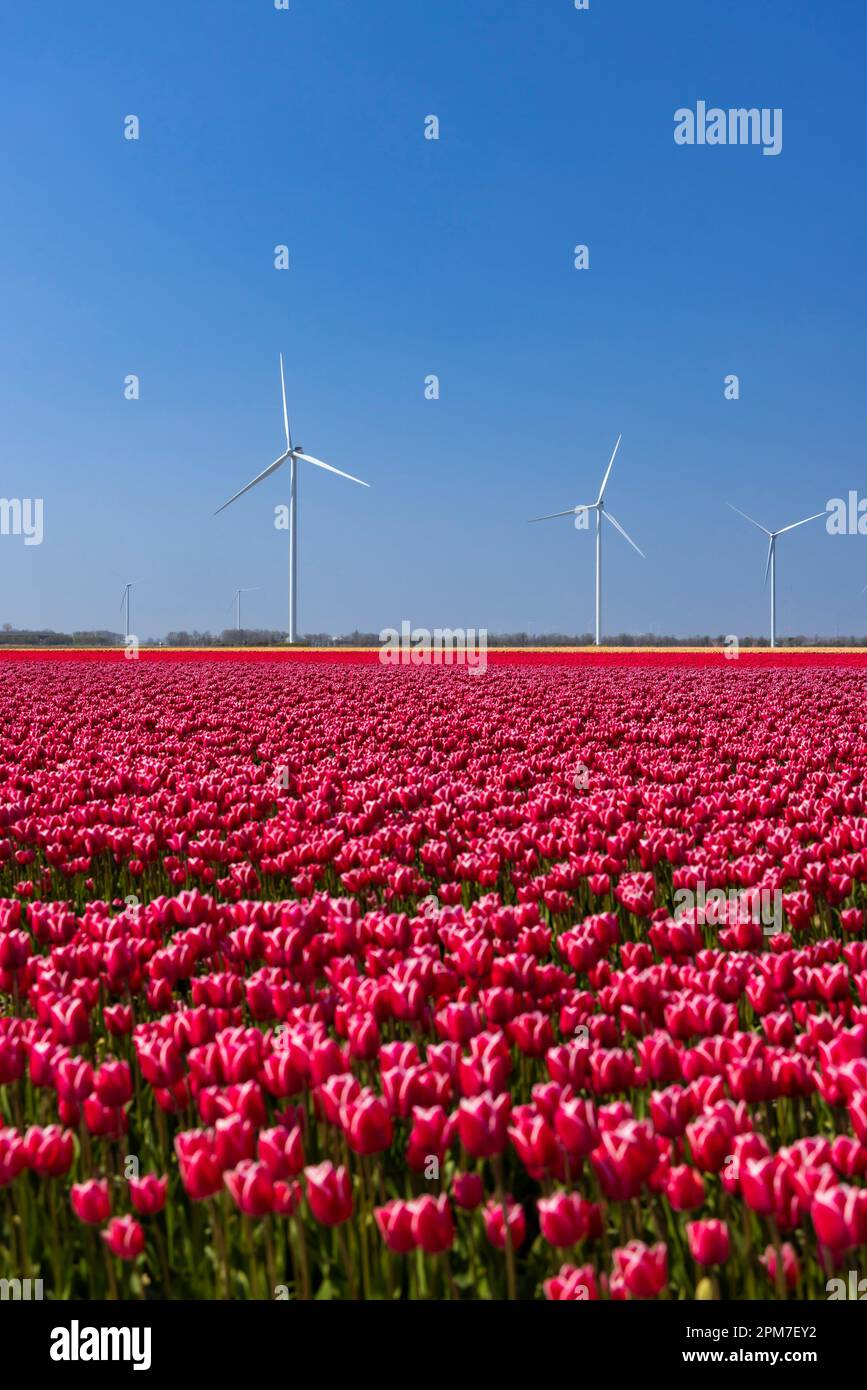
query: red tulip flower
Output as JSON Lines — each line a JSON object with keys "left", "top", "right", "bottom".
{"left": 0, "top": 1128, "right": 26, "bottom": 1186}
{"left": 258, "top": 1125, "right": 305, "bottom": 1180}
{"left": 54, "top": 1056, "right": 94, "bottom": 1104}
{"left": 341, "top": 1091, "right": 393, "bottom": 1155}
{"left": 71, "top": 1178, "right": 111, "bottom": 1225}
{"left": 225, "top": 1160, "right": 275, "bottom": 1217}
{"left": 538, "top": 1192, "right": 588, "bottom": 1248}
{"left": 849, "top": 1090, "right": 867, "bottom": 1144}
{"left": 451, "top": 1171, "right": 484, "bottom": 1210}
{"left": 178, "top": 1147, "right": 223, "bottom": 1201}
{"left": 760, "top": 1242, "right": 800, "bottom": 1290}
{"left": 375, "top": 1199, "right": 416, "bottom": 1254}
{"left": 740, "top": 1156, "right": 780, "bottom": 1215}
{"left": 613, "top": 1240, "right": 668, "bottom": 1299}
{"left": 665, "top": 1164, "right": 706, "bottom": 1212}
{"left": 305, "top": 1162, "right": 353, "bottom": 1226}
{"left": 95, "top": 1059, "right": 133, "bottom": 1107}
{"left": 686, "top": 1219, "right": 730, "bottom": 1266}
{"left": 129, "top": 1174, "right": 168, "bottom": 1216}
{"left": 811, "top": 1185, "right": 860, "bottom": 1250}
{"left": 408, "top": 1194, "right": 455, "bottom": 1254}
{"left": 457, "top": 1092, "right": 511, "bottom": 1158}
{"left": 483, "top": 1196, "right": 526, "bottom": 1251}
{"left": 272, "top": 1180, "right": 302, "bottom": 1216}
{"left": 102, "top": 1215, "right": 145, "bottom": 1261}
{"left": 544, "top": 1263, "right": 599, "bottom": 1300}
{"left": 23, "top": 1126, "right": 74, "bottom": 1179}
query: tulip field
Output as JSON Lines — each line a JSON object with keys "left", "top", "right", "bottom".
{"left": 2, "top": 651, "right": 867, "bottom": 1302}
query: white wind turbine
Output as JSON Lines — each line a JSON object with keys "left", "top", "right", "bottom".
{"left": 528, "top": 435, "right": 644, "bottom": 645}
{"left": 215, "top": 355, "right": 369, "bottom": 643}
{"left": 728, "top": 504, "right": 827, "bottom": 648}
{"left": 119, "top": 581, "right": 143, "bottom": 641}
{"left": 231, "top": 586, "right": 261, "bottom": 633}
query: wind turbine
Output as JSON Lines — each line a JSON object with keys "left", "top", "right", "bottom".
{"left": 528, "top": 435, "right": 644, "bottom": 646}
{"left": 232, "top": 586, "right": 261, "bottom": 633}
{"left": 728, "top": 504, "right": 827, "bottom": 648}
{"left": 215, "top": 355, "right": 370, "bottom": 643}
{"left": 119, "top": 581, "right": 143, "bottom": 641}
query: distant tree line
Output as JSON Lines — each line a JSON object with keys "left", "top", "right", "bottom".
{"left": 164, "top": 630, "right": 295, "bottom": 647}
{"left": 0, "top": 627, "right": 122, "bottom": 647}
{"left": 1, "top": 625, "right": 866, "bottom": 648}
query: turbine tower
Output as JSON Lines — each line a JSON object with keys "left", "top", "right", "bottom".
{"left": 528, "top": 435, "right": 644, "bottom": 645}
{"left": 215, "top": 356, "right": 369, "bottom": 643}
{"left": 728, "top": 504, "right": 827, "bottom": 648}
{"left": 232, "top": 586, "right": 261, "bottom": 633}
{"left": 119, "top": 581, "right": 142, "bottom": 641}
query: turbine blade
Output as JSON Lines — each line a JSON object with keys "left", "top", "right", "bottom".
{"left": 775, "top": 510, "right": 827, "bottom": 535}
{"left": 728, "top": 503, "right": 771, "bottom": 536}
{"left": 528, "top": 507, "right": 581, "bottom": 523}
{"left": 279, "top": 354, "right": 291, "bottom": 452}
{"left": 596, "top": 435, "right": 622, "bottom": 504}
{"left": 214, "top": 455, "right": 287, "bottom": 514}
{"left": 295, "top": 451, "right": 369, "bottom": 487}
{"left": 603, "top": 509, "right": 645, "bottom": 558}
{"left": 764, "top": 537, "right": 773, "bottom": 586}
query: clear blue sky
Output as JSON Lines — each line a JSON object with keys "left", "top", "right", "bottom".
{"left": 1, "top": 0, "right": 865, "bottom": 639}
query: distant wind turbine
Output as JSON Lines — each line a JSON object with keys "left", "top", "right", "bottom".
{"left": 728, "top": 504, "right": 827, "bottom": 648}
{"left": 232, "top": 586, "right": 261, "bottom": 633}
{"left": 528, "top": 435, "right": 645, "bottom": 646}
{"left": 214, "top": 355, "right": 370, "bottom": 643}
{"left": 120, "top": 581, "right": 143, "bottom": 640}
